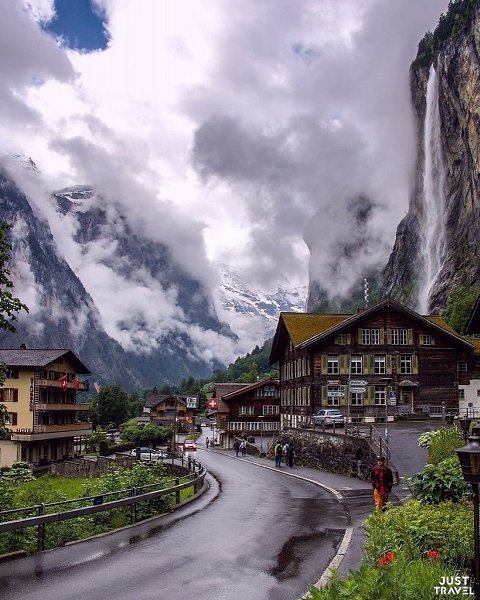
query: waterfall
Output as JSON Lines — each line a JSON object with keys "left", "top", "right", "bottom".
{"left": 417, "top": 65, "right": 447, "bottom": 314}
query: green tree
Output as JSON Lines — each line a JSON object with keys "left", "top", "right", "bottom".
{"left": 442, "top": 284, "right": 480, "bottom": 333}
{"left": 90, "top": 384, "right": 131, "bottom": 428}
{"left": 0, "top": 223, "right": 29, "bottom": 433}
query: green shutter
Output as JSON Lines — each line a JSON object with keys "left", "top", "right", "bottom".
{"left": 386, "top": 355, "right": 392, "bottom": 374}
{"left": 386, "top": 329, "right": 392, "bottom": 344}
{"left": 380, "top": 329, "right": 385, "bottom": 344}
{"left": 431, "top": 336, "right": 435, "bottom": 346}
{"left": 365, "top": 386, "right": 375, "bottom": 405}
{"left": 363, "top": 355, "right": 369, "bottom": 374}
{"left": 412, "top": 354, "right": 418, "bottom": 374}
{"left": 408, "top": 329, "right": 413, "bottom": 345}
{"left": 346, "top": 334, "right": 352, "bottom": 345}
{"left": 358, "top": 328, "right": 363, "bottom": 343}
{"left": 396, "top": 354, "right": 401, "bottom": 372}
{"left": 340, "top": 355, "right": 350, "bottom": 375}
{"left": 368, "top": 355, "right": 374, "bottom": 373}
{"left": 321, "top": 355, "right": 328, "bottom": 375}
{"left": 321, "top": 386, "right": 328, "bottom": 404}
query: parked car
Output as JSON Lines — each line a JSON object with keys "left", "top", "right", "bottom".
{"left": 127, "top": 448, "right": 166, "bottom": 460}
{"left": 183, "top": 439, "right": 197, "bottom": 452}
{"left": 312, "top": 409, "right": 345, "bottom": 428}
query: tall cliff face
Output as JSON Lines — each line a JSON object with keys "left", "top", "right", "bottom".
{"left": 385, "top": 2, "right": 480, "bottom": 313}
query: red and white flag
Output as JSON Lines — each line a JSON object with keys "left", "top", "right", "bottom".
{"left": 58, "top": 374, "right": 67, "bottom": 392}
{"left": 72, "top": 377, "right": 80, "bottom": 391}
{"left": 94, "top": 382, "right": 101, "bottom": 394}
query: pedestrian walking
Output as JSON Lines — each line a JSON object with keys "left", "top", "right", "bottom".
{"left": 282, "top": 442, "right": 289, "bottom": 464}
{"left": 233, "top": 438, "right": 241, "bottom": 456}
{"left": 205, "top": 437, "right": 210, "bottom": 449}
{"left": 286, "top": 443, "right": 295, "bottom": 467}
{"left": 371, "top": 456, "right": 393, "bottom": 512}
{"left": 240, "top": 440, "right": 247, "bottom": 456}
{"left": 274, "top": 442, "right": 283, "bottom": 467}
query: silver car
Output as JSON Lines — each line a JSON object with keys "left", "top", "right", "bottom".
{"left": 312, "top": 409, "right": 345, "bottom": 428}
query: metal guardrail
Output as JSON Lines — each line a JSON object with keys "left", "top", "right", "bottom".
{"left": 0, "top": 459, "right": 206, "bottom": 553}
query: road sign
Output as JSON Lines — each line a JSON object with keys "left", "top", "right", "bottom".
{"left": 350, "top": 380, "right": 368, "bottom": 386}
{"left": 350, "top": 387, "right": 366, "bottom": 393}
{"left": 186, "top": 397, "right": 197, "bottom": 409}
{"left": 327, "top": 391, "right": 345, "bottom": 398}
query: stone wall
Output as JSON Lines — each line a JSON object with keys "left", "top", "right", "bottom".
{"left": 270, "top": 430, "right": 378, "bottom": 480}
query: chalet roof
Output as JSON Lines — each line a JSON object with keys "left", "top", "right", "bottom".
{"left": 222, "top": 378, "right": 280, "bottom": 401}
{"left": 270, "top": 313, "right": 351, "bottom": 363}
{"left": 213, "top": 383, "right": 250, "bottom": 398}
{"left": 465, "top": 295, "right": 480, "bottom": 335}
{"left": 270, "top": 299, "right": 475, "bottom": 364}
{"left": 143, "top": 393, "right": 196, "bottom": 410}
{"left": 296, "top": 299, "right": 475, "bottom": 351}
{"left": 463, "top": 337, "right": 480, "bottom": 353}
{"left": 0, "top": 348, "right": 90, "bottom": 374}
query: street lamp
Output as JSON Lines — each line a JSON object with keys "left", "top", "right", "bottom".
{"left": 379, "top": 377, "right": 393, "bottom": 458}
{"left": 460, "top": 416, "right": 473, "bottom": 444}
{"left": 445, "top": 413, "right": 455, "bottom": 426}
{"left": 456, "top": 435, "right": 480, "bottom": 600}
{"left": 258, "top": 415, "right": 264, "bottom": 453}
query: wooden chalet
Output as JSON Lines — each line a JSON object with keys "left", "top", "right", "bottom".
{"left": 209, "top": 380, "right": 281, "bottom": 447}
{"left": 142, "top": 392, "right": 198, "bottom": 432}
{"left": 270, "top": 298, "right": 476, "bottom": 426}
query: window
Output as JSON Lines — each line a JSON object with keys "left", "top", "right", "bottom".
{"left": 327, "top": 386, "right": 341, "bottom": 406}
{"left": 239, "top": 406, "right": 254, "bottom": 416}
{"left": 351, "top": 392, "right": 363, "bottom": 406}
{"left": 374, "top": 386, "right": 386, "bottom": 405}
{"left": 5, "top": 368, "right": 18, "bottom": 379}
{"left": 4, "top": 412, "right": 17, "bottom": 425}
{"left": 400, "top": 355, "right": 412, "bottom": 375}
{"left": 459, "top": 389, "right": 465, "bottom": 400}
{"left": 263, "top": 386, "right": 278, "bottom": 397}
{"left": 391, "top": 329, "right": 408, "bottom": 345}
{"left": 263, "top": 405, "right": 280, "bottom": 415}
{"left": 460, "top": 361, "right": 468, "bottom": 372}
{"left": 361, "top": 329, "right": 380, "bottom": 345}
{"left": 336, "top": 334, "right": 348, "bottom": 345}
{"left": 374, "top": 355, "right": 386, "bottom": 375}
{"left": 0, "top": 389, "right": 18, "bottom": 402}
{"left": 350, "top": 355, "right": 362, "bottom": 375}
{"left": 327, "top": 356, "right": 339, "bottom": 375}
{"left": 419, "top": 334, "right": 433, "bottom": 346}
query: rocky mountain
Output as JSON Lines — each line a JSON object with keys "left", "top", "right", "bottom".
{"left": 0, "top": 171, "right": 231, "bottom": 390}
{"left": 218, "top": 266, "right": 307, "bottom": 338}
{"left": 384, "top": 0, "right": 480, "bottom": 313}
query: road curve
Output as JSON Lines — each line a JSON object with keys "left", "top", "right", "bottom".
{"left": 1, "top": 449, "right": 350, "bottom": 600}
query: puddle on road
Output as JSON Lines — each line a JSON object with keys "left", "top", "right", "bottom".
{"left": 269, "top": 531, "right": 343, "bottom": 581}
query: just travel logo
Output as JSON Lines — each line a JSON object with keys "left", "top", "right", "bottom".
{"left": 435, "top": 576, "right": 474, "bottom": 596}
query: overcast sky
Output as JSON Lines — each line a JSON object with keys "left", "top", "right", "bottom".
{"left": 0, "top": 0, "right": 448, "bottom": 362}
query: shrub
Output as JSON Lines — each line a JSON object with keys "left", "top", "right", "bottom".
{"left": 424, "top": 427, "right": 463, "bottom": 464}
{"left": 405, "top": 456, "right": 469, "bottom": 503}
{"left": 363, "top": 500, "right": 473, "bottom": 569}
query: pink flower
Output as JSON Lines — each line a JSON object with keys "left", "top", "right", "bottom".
{"left": 377, "top": 551, "right": 395, "bottom": 566}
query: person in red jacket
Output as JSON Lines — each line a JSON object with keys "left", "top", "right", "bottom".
{"left": 371, "top": 456, "right": 393, "bottom": 511}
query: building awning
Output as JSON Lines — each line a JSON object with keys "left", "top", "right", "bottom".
{"left": 398, "top": 380, "right": 419, "bottom": 387}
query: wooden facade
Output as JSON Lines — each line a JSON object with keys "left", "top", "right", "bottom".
{"left": 210, "top": 380, "right": 281, "bottom": 447}
{"left": 142, "top": 393, "right": 198, "bottom": 432}
{"left": 270, "top": 299, "right": 477, "bottom": 425}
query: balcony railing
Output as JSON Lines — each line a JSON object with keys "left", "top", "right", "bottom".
{"left": 10, "top": 423, "right": 93, "bottom": 439}
{"left": 35, "top": 403, "right": 89, "bottom": 412}
{"left": 37, "top": 379, "right": 88, "bottom": 391}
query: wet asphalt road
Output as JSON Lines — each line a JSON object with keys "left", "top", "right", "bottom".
{"left": 1, "top": 449, "right": 349, "bottom": 600}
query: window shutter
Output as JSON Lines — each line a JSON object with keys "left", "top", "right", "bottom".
{"left": 363, "top": 355, "right": 369, "bottom": 374}
{"left": 431, "top": 337, "right": 435, "bottom": 346}
{"left": 412, "top": 354, "right": 418, "bottom": 374}
{"left": 396, "top": 354, "right": 401, "bottom": 372}
{"left": 380, "top": 329, "right": 385, "bottom": 344}
{"left": 387, "top": 329, "right": 392, "bottom": 344}
{"left": 408, "top": 329, "right": 414, "bottom": 345}
{"left": 340, "top": 355, "right": 350, "bottom": 375}
{"left": 365, "top": 386, "right": 375, "bottom": 405}
{"left": 321, "top": 355, "right": 328, "bottom": 375}
{"left": 386, "top": 355, "right": 392, "bottom": 374}
{"left": 358, "top": 328, "right": 363, "bottom": 343}
{"left": 368, "top": 355, "right": 374, "bottom": 373}
{"left": 346, "top": 334, "right": 351, "bottom": 345}
{"left": 321, "top": 386, "right": 328, "bottom": 404}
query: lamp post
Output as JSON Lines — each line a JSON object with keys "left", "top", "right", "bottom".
{"left": 456, "top": 435, "right": 480, "bottom": 600}
{"left": 258, "top": 415, "right": 264, "bottom": 453}
{"left": 379, "top": 377, "right": 393, "bottom": 459}
{"left": 460, "top": 416, "right": 473, "bottom": 444}
{"left": 445, "top": 413, "right": 455, "bottom": 426}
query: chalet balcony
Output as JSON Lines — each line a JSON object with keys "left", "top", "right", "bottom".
{"left": 38, "top": 379, "right": 88, "bottom": 391}
{"left": 35, "top": 403, "right": 89, "bottom": 411}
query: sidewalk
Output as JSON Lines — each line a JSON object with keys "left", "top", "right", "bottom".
{"left": 207, "top": 444, "right": 391, "bottom": 582}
